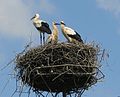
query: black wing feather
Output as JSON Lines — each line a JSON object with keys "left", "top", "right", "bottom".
{"left": 40, "top": 22, "right": 52, "bottom": 34}
{"left": 41, "top": 22, "right": 49, "bottom": 28}
{"left": 67, "top": 31, "right": 83, "bottom": 43}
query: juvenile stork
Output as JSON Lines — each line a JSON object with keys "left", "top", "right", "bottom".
{"left": 31, "top": 14, "right": 52, "bottom": 45}
{"left": 60, "top": 21, "right": 83, "bottom": 43}
{"left": 46, "top": 22, "right": 59, "bottom": 44}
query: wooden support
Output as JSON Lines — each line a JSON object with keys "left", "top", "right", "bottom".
{"left": 62, "top": 91, "right": 66, "bottom": 97}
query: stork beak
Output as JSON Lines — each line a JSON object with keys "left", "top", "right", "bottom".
{"left": 60, "top": 22, "right": 66, "bottom": 25}
{"left": 30, "top": 16, "right": 35, "bottom": 20}
{"left": 55, "top": 23, "right": 60, "bottom": 25}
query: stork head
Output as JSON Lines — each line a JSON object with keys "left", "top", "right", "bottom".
{"left": 31, "top": 13, "right": 40, "bottom": 20}
{"left": 35, "top": 14, "right": 40, "bottom": 18}
{"left": 53, "top": 21, "right": 60, "bottom": 25}
{"left": 60, "top": 21, "right": 66, "bottom": 25}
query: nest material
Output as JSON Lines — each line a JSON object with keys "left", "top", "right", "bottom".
{"left": 15, "top": 42, "right": 102, "bottom": 95}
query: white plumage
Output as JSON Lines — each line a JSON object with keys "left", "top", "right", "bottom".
{"left": 31, "top": 13, "right": 52, "bottom": 45}
{"left": 60, "top": 21, "right": 83, "bottom": 43}
{"left": 46, "top": 22, "right": 59, "bottom": 44}
{"left": 63, "top": 27, "right": 76, "bottom": 35}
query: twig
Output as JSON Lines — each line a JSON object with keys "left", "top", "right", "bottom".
{"left": 0, "top": 42, "right": 32, "bottom": 72}
{"left": 52, "top": 70, "right": 70, "bottom": 81}
{"left": 0, "top": 58, "right": 16, "bottom": 71}
{"left": 40, "top": 74, "right": 54, "bottom": 97}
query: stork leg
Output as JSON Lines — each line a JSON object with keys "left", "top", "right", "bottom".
{"left": 43, "top": 32, "right": 45, "bottom": 45}
{"left": 40, "top": 32, "right": 42, "bottom": 45}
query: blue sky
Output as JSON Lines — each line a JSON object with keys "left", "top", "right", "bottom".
{"left": 0, "top": 0, "right": 120, "bottom": 97}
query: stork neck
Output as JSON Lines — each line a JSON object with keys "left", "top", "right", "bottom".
{"left": 53, "top": 25, "right": 57, "bottom": 30}
{"left": 61, "top": 24, "right": 65, "bottom": 30}
{"left": 34, "top": 17, "right": 40, "bottom": 21}
{"left": 53, "top": 25, "right": 58, "bottom": 34}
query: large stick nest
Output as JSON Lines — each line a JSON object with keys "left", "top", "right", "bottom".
{"left": 15, "top": 42, "right": 104, "bottom": 95}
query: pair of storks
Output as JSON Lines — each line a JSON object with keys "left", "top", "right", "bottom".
{"left": 31, "top": 14, "right": 83, "bottom": 45}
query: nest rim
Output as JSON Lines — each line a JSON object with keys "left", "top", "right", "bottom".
{"left": 15, "top": 42, "right": 104, "bottom": 95}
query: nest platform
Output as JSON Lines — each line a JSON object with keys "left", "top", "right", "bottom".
{"left": 15, "top": 42, "right": 104, "bottom": 96}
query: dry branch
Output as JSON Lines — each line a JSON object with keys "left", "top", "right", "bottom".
{"left": 15, "top": 42, "right": 104, "bottom": 96}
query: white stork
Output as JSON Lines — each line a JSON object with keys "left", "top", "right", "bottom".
{"left": 46, "top": 22, "right": 59, "bottom": 44}
{"left": 60, "top": 21, "right": 83, "bottom": 43}
{"left": 31, "top": 13, "right": 52, "bottom": 45}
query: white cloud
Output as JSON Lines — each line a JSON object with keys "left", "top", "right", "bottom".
{"left": 96, "top": 0, "right": 120, "bottom": 17}
{"left": 23, "top": 0, "right": 56, "bottom": 14}
{"left": 0, "top": 0, "right": 32, "bottom": 38}
{"left": 96, "top": 0, "right": 120, "bottom": 36}
{"left": 0, "top": 0, "right": 56, "bottom": 39}
{"left": 39, "top": 0, "right": 56, "bottom": 14}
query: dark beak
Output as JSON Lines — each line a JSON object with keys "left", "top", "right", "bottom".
{"left": 60, "top": 22, "right": 66, "bottom": 25}
{"left": 55, "top": 23, "right": 60, "bottom": 25}
{"left": 31, "top": 16, "right": 35, "bottom": 20}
